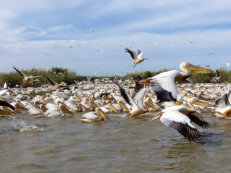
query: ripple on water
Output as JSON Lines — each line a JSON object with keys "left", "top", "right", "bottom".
{"left": 1, "top": 113, "right": 231, "bottom": 173}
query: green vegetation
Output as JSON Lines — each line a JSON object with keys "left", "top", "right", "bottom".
{"left": 0, "top": 67, "right": 86, "bottom": 87}
{"left": 0, "top": 67, "right": 230, "bottom": 87}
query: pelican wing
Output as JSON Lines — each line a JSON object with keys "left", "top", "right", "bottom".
{"left": 187, "top": 113, "right": 210, "bottom": 129}
{"left": 125, "top": 48, "right": 137, "bottom": 60}
{"left": 137, "top": 50, "right": 143, "bottom": 57}
{"left": 132, "top": 81, "right": 144, "bottom": 98}
{"left": 115, "top": 82, "right": 131, "bottom": 105}
{"left": 13, "top": 66, "right": 26, "bottom": 77}
{"left": 160, "top": 110, "right": 201, "bottom": 141}
{"left": 150, "top": 81, "right": 176, "bottom": 102}
{"left": 151, "top": 70, "right": 179, "bottom": 102}
{"left": 134, "top": 87, "right": 147, "bottom": 109}
{"left": 215, "top": 93, "right": 228, "bottom": 106}
{"left": 46, "top": 76, "right": 57, "bottom": 86}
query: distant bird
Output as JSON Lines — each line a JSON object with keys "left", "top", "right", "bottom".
{"left": 46, "top": 76, "right": 69, "bottom": 90}
{"left": 13, "top": 66, "right": 41, "bottom": 88}
{"left": 225, "top": 62, "right": 230, "bottom": 67}
{"left": 0, "top": 82, "right": 9, "bottom": 96}
{"left": 152, "top": 105, "right": 209, "bottom": 141}
{"left": 140, "top": 62, "right": 213, "bottom": 103}
{"left": 125, "top": 48, "right": 148, "bottom": 67}
{"left": 211, "top": 70, "right": 220, "bottom": 83}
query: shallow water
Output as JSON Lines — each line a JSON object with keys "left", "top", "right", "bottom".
{"left": 0, "top": 113, "right": 231, "bottom": 173}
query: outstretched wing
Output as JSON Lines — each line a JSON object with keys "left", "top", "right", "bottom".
{"left": 137, "top": 50, "right": 143, "bottom": 57}
{"left": 187, "top": 113, "right": 210, "bottom": 129}
{"left": 160, "top": 110, "right": 201, "bottom": 141}
{"left": 125, "top": 48, "right": 137, "bottom": 60}
{"left": 46, "top": 76, "right": 57, "bottom": 86}
{"left": 13, "top": 66, "right": 26, "bottom": 77}
{"left": 114, "top": 81, "right": 131, "bottom": 105}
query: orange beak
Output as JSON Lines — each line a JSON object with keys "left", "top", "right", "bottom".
{"left": 139, "top": 78, "right": 152, "bottom": 85}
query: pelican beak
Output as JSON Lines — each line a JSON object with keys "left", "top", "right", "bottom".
{"left": 109, "top": 104, "right": 118, "bottom": 113}
{"left": 185, "top": 63, "right": 213, "bottom": 73}
{"left": 118, "top": 101, "right": 129, "bottom": 112}
{"left": 139, "top": 78, "right": 152, "bottom": 85}
{"left": 174, "top": 101, "right": 181, "bottom": 105}
{"left": 143, "top": 58, "right": 149, "bottom": 60}
{"left": 1, "top": 106, "right": 14, "bottom": 114}
{"left": 96, "top": 108, "right": 109, "bottom": 120}
{"left": 151, "top": 112, "right": 163, "bottom": 121}
{"left": 190, "top": 98, "right": 215, "bottom": 107}
{"left": 145, "top": 101, "right": 158, "bottom": 110}
{"left": 40, "top": 104, "right": 48, "bottom": 112}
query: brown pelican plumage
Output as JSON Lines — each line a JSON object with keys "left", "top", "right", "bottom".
{"left": 140, "top": 62, "right": 213, "bottom": 103}
{"left": 152, "top": 105, "right": 209, "bottom": 141}
{"left": 125, "top": 48, "right": 148, "bottom": 67}
{"left": 13, "top": 66, "right": 41, "bottom": 88}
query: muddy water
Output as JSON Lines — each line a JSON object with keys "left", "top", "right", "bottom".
{"left": 0, "top": 113, "right": 231, "bottom": 173}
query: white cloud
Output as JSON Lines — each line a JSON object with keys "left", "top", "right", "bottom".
{"left": 0, "top": 0, "right": 231, "bottom": 75}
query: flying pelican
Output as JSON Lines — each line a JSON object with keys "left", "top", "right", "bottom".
{"left": 212, "top": 90, "right": 231, "bottom": 119}
{"left": 140, "top": 62, "right": 213, "bottom": 103}
{"left": 80, "top": 107, "right": 109, "bottom": 122}
{"left": 152, "top": 105, "right": 210, "bottom": 141}
{"left": 13, "top": 66, "right": 41, "bottom": 88}
{"left": 125, "top": 48, "right": 148, "bottom": 67}
{"left": 115, "top": 81, "right": 148, "bottom": 117}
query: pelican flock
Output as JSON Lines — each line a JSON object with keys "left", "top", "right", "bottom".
{"left": 1, "top": 60, "right": 230, "bottom": 142}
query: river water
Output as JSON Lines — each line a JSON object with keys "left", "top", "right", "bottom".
{"left": 0, "top": 112, "right": 231, "bottom": 173}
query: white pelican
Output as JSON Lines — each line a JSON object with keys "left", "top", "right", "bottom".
{"left": 140, "top": 62, "right": 213, "bottom": 102}
{"left": 13, "top": 66, "right": 41, "bottom": 88}
{"left": 125, "top": 48, "right": 148, "bottom": 67}
{"left": 80, "top": 107, "right": 109, "bottom": 122}
{"left": 153, "top": 105, "right": 209, "bottom": 141}
{"left": 115, "top": 81, "right": 148, "bottom": 117}
{"left": 212, "top": 90, "right": 231, "bottom": 119}
{"left": 0, "top": 98, "right": 15, "bottom": 112}
{"left": 0, "top": 82, "right": 9, "bottom": 96}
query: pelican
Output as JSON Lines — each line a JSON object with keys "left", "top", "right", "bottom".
{"left": 125, "top": 48, "right": 148, "bottom": 67}
{"left": 140, "top": 62, "right": 213, "bottom": 102}
{"left": 13, "top": 66, "right": 41, "bottom": 88}
{"left": 0, "top": 98, "right": 15, "bottom": 112}
{"left": 80, "top": 107, "right": 109, "bottom": 122}
{"left": 0, "top": 82, "right": 9, "bottom": 96}
{"left": 115, "top": 81, "right": 148, "bottom": 117}
{"left": 46, "top": 76, "right": 69, "bottom": 90}
{"left": 152, "top": 105, "right": 209, "bottom": 141}
{"left": 212, "top": 90, "right": 231, "bottom": 119}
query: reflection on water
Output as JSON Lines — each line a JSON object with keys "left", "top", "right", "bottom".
{"left": 0, "top": 113, "right": 231, "bottom": 173}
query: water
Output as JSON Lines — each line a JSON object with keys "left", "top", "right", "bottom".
{"left": 0, "top": 113, "right": 231, "bottom": 173}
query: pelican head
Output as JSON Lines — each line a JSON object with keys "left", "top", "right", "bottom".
{"left": 181, "top": 62, "right": 213, "bottom": 73}
{"left": 96, "top": 107, "right": 109, "bottom": 120}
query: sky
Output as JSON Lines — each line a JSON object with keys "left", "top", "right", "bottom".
{"left": 1, "top": 0, "right": 231, "bottom": 76}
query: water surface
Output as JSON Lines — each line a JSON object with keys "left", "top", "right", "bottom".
{"left": 0, "top": 113, "right": 230, "bottom": 173}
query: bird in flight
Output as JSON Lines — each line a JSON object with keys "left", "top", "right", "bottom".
{"left": 125, "top": 48, "right": 148, "bottom": 67}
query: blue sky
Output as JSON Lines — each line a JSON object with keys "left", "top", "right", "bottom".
{"left": 1, "top": 0, "right": 231, "bottom": 76}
